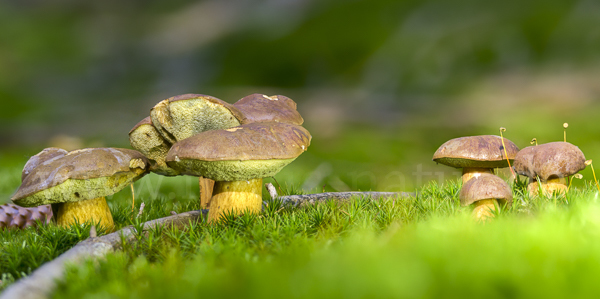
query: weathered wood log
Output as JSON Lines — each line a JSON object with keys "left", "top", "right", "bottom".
{"left": 0, "top": 210, "right": 207, "bottom": 299}
{"left": 264, "top": 183, "right": 415, "bottom": 207}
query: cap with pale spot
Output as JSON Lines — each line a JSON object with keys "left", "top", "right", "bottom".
{"left": 233, "top": 93, "right": 304, "bottom": 125}
{"left": 22, "top": 147, "right": 68, "bottom": 181}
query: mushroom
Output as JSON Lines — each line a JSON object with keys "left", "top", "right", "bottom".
{"left": 514, "top": 142, "right": 586, "bottom": 196}
{"left": 150, "top": 94, "right": 246, "bottom": 144}
{"left": 11, "top": 148, "right": 149, "bottom": 231}
{"left": 233, "top": 94, "right": 304, "bottom": 125}
{"left": 459, "top": 173, "right": 513, "bottom": 221}
{"left": 433, "top": 135, "right": 520, "bottom": 183}
{"left": 166, "top": 122, "right": 311, "bottom": 222}
{"left": 129, "top": 117, "right": 179, "bottom": 176}
{"left": 0, "top": 204, "right": 52, "bottom": 229}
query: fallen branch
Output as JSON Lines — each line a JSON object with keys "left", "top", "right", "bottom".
{"left": 0, "top": 210, "right": 207, "bottom": 299}
{"left": 264, "top": 183, "right": 415, "bottom": 207}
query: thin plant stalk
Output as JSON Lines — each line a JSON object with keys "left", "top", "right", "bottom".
{"left": 500, "top": 127, "right": 516, "bottom": 179}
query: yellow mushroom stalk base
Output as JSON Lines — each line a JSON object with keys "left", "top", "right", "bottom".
{"left": 471, "top": 199, "right": 498, "bottom": 222}
{"left": 462, "top": 168, "right": 494, "bottom": 183}
{"left": 527, "top": 178, "right": 567, "bottom": 196}
{"left": 56, "top": 196, "right": 115, "bottom": 231}
{"left": 208, "top": 178, "right": 263, "bottom": 223}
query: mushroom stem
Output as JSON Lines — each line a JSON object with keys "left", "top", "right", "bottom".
{"left": 527, "top": 178, "right": 567, "bottom": 196}
{"left": 56, "top": 197, "right": 115, "bottom": 231}
{"left": 207, "top": 178, "right": 263, "bottom": 223}
{"left": 199, "top": 177, "right": 215, "bottom": 209}
{"left": 471, "top": 199, "right": 498, "bottom": 221}
{"left": 462, "top": 168, "right": 494, "bottom": 183}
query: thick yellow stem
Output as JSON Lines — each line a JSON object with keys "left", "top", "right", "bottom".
{"left": 528, "top": 178, "right": 567, "bottom": 196}
{"left": 207, "top": 178, "right": 263, "bottom": 223}
{"left": 56, "top": 196, "right": 114, "bottom": 231}
{"left": 472, "top": 199, "right": 498, "bottom": 222}
{"left": 462, "top": 168, "right": 494, "bottom": 184}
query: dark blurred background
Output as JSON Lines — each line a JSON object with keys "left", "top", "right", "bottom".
{"left": 2, "top": 0, "right": 600, "bottom": 199}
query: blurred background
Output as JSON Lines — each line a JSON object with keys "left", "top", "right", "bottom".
{"left": 2, "top": 0, "right": 600, "bottom": 202}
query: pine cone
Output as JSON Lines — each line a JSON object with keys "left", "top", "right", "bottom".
{"left": 0, "top": 204, "right": 53, "bottom": 229}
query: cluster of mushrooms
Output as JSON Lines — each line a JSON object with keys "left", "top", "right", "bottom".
{"left": 2, "top": 93, "right": 311, "bottom": 230}
{"left": 433, "top": 133, "right": 588, "bottom": 221}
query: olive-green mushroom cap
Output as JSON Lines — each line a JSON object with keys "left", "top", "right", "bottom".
{"left": 433, "top": 135, "right": 520, "bottom": 168}
{"left": 532, "top": 142, "right": 586, "bottom": 181}
{"left": 12, "top": 148, "right": 149, "bottom": 207}
{"left": 459, "top": 173, "right": 513, "bottom": 207}
{"left": 22, "top": 148, "right": 68, "bottom": 181}
{"left": 150, "top": 94, "right": 246, "bottom": 144}
{"left": 166, "top": 122, "right": 311, "bottom": 181}
{"left": 234, "top": 94, "right": 304, "bottom": 125}
{"left": 129, "top": 116, "right": 179, "bottom": 176}
{"left": 513, "top": 146, "right": 536, "bottom": 178}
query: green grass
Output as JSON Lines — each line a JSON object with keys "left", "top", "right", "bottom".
{"left": 34, "top": 178, "right": 600, "bottom": 298}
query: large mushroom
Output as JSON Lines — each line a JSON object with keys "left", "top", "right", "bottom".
{"left": 459, "top": 173, "right": 513, "bottom": 221}
{"left": 11, "top": 148, "right": 149, "bottom": 231}
{"left": 166, "top": 122, "right": 311, "bottom": 222}
{"left": 433, "top": 135, "right": 520, "bottom": 183}
{"left": 514, "top": 142, "right": 586, "bottom": 196}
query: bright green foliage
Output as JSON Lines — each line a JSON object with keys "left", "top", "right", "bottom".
{"left": 46, "top": 179, "right": 600, "bottom": 298}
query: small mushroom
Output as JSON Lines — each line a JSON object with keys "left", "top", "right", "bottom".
{"left": 11, "top": 148, "right": 149, "bottom": 231}
{"left": 514, "top": 142, "right": 586, "bottom": 196}
{"left": 150, "top": 94, "right": 246, "bottom": 144}
{"left": 233, "top": 94, "right": 304, "bottom": 125}
{"left": 166, "top": 122, "right": 311, "bottom": 222}
{"left": 433, "top": 135, "right": 520, "bottom": 183}
{"left": 459, "top": 173, "right": 513, "bottom": 221}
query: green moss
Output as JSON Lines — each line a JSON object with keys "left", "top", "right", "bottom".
{"left": 171, "top": 158, "right": 296, "bottom": 181}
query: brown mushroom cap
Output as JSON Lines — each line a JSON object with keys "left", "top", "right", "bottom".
{"left": 513, "top": 146, "right": 536, "bottom": 178}
{"left": 233, "top": 94, "right": 304, "bottom": 125}
{"left": 11, "top": 148, "right": 149, "bottom": 207}
{"left": 129, "top": 116, "right": 179, "bottom": 176}
{"left": 433, "top": 135, "right": 520, "bottom": 168}
{"left": 166, "top": 122, "right": 311, "bottom": 181}
{"left": 22, "top": 148, "right": 69, "bottom": 181}
{"left": 150, "top": 94, "right": 246, "bottom": 144}
{"left": 459, "top": 173, "right": 513, "bottom": 207}
{"left": 532, "top": 142, "right": 586, "bottom": 181}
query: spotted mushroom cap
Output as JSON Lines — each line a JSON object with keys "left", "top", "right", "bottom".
{"left": 459, "top": 173, "right": 513, "bottom": 207}
{"left": 0, "top": 204, "right": 52, "bottom": 229}
{"left": 233, "top": 94, "right": 304, "bottom": 125}
{"left": 129, "top": 116, "right": 179, "bottom": 176}
{"left": 166, "top": 122, "right": 311, "bottom": 181}
{"left": 433, "top": 135, "right": 520, "bottom": 168}
{"left": 532, "top": 142, "right": 586, "bottom": 181}
{"left": 150, "top": 94, "right": 246, "bottom": 144}
{"left": 22, "top": 148, "right": 69, "bottom": 181}
{"left": 11, "top": 148, "right": 149, "bottom": 207}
